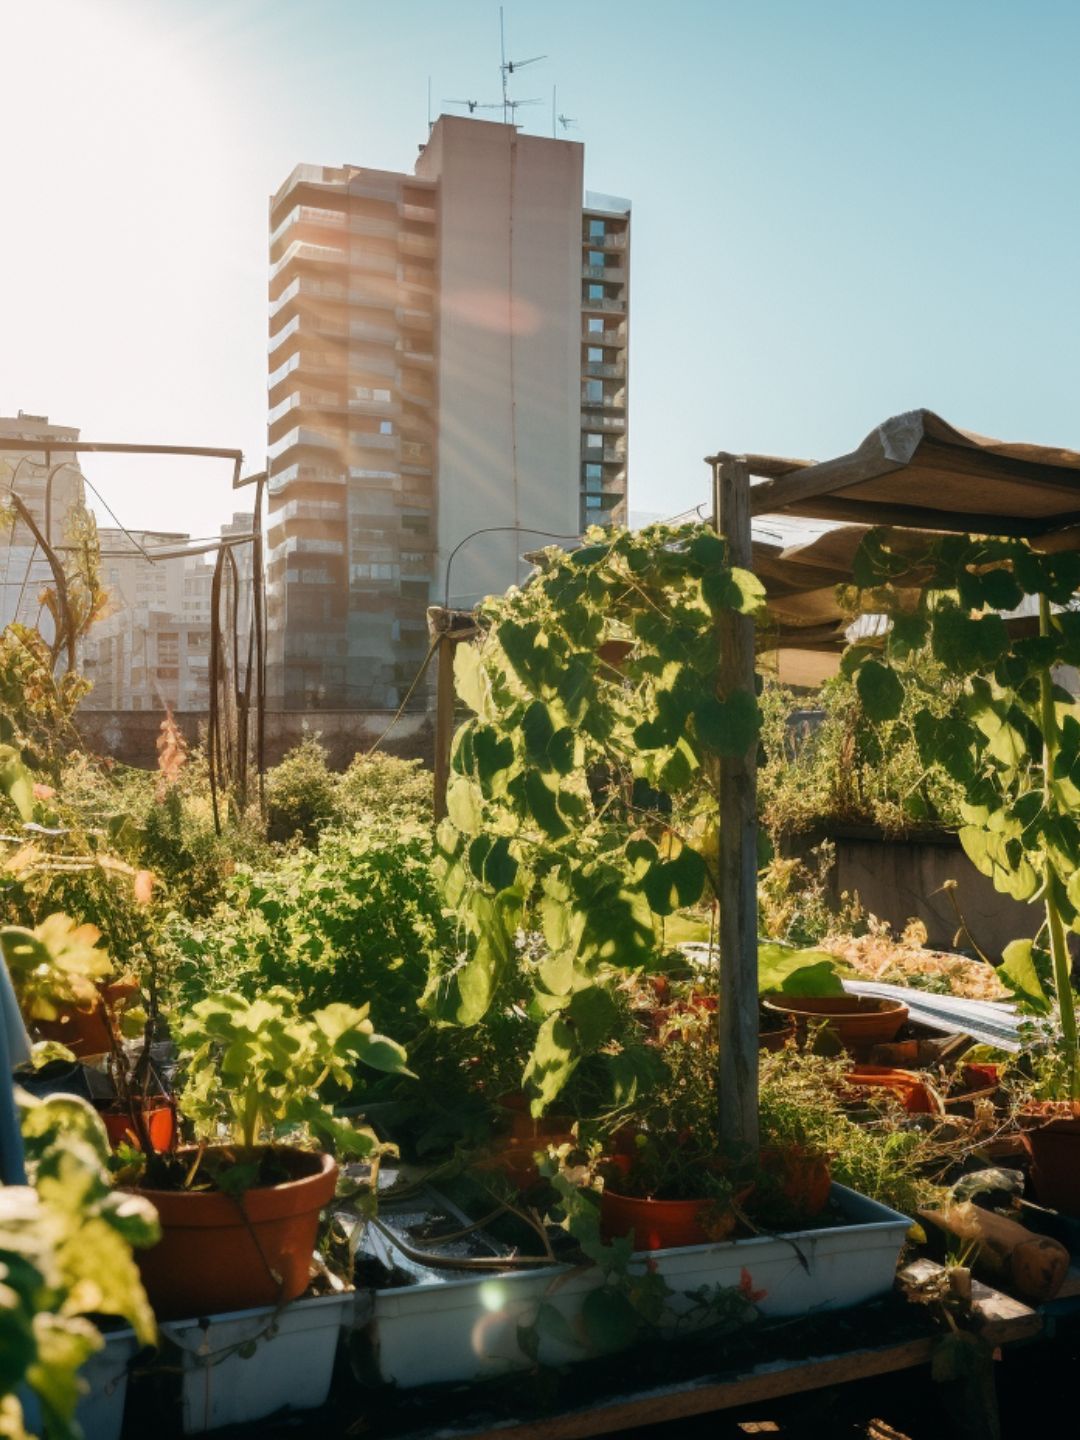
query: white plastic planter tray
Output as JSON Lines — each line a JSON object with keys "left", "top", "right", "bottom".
{"left": 161, "top": 1290, "right": 357, "bottom": 1434}
{"left": 364, "top": 1184, "right": 910, "bottom": 1388}
{"left": 76, "top": 1326, "right": 139, "bottom": 1440}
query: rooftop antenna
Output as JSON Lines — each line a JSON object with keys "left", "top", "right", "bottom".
{"left": 444, "top": 98, "right": 501, "bottom": 114}
{"left": 499, "top": 5, "right": 545, "bottom": 124}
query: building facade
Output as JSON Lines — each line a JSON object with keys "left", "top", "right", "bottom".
{"left": 0, "top": 413, "right": 87, "bottom": 637}
{"left": 266, "top": 115, "right": 630, "bottom": 710}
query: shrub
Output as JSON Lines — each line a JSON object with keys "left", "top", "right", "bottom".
{"left": 336, "top": 751, "right": 432, "bottom": 826}
{"left": 165, "top": 823, "right": 454, "bottom": 1043}
{"left": 265, "top": 737, "right": 339, "bottom": 843}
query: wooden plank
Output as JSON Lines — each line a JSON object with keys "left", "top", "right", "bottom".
{"left": 412, "top": 1338, "right": 939, "bottom": 1440}
{"left": 713, "top": 455, "right": 760, "bottom": 1158}
{"left": 765, "top": 493, "right": 1054, "bottom": 536}
{"left": 748, "top": 419, "right": 913, "bottom": 517}
{"left": 432, "top": 630, "right": 455, "bottom": 824}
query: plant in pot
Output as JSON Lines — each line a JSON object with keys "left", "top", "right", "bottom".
{"left": 841, "top": 528, "right": 1080, "bottom": 1212}
{"left": 127, "top": 985, "right": 412, "bottom": 1321}
{"left": 1, "top": 913, "right": 122, "bottom": 1057}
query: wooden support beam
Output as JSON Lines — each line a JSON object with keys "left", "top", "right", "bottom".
{"left": 433, "top": 630, "right": 455, "bottom": 824}
{"left": 712, "top": 454, "right": 760, "bottom": 1159}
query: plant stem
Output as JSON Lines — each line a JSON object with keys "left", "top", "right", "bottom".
{"left": 1039, "top": 593, "right": 1080, "bottom": 1100}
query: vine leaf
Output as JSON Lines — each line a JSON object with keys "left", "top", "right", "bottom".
{"left": 693, "top": 691, "right": 760, "bottom": 758}
{"left": 997, "top": 938, "right": 1051, "bottom": 1015}
{"left": 856, "top": 660, "right": 904, "bottom": 722}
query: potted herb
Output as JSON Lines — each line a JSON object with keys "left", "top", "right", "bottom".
{"left": 129, "top": 985, "right": 411, "bottom": 1320}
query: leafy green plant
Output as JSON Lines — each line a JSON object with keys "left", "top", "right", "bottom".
{"left": 336, "top": 752, "right": 432, "bottom": 826}
{"left": 0, "top": 915, "right": 113, "bottom": 1026}
{"left": 265, "top": 737, "right": 339, "bottom": 844}
{"left": 175, "top": 986, "right": 413, "bottom": 1158}
{"left": 1, "top": 1091, "right": 159, "bottom": 1440}
{"left": 427, "top": 523, "right": 766, "bottom": 1115}
{"left": 842, "top": 529, "right": 1080, "bottom": 1098}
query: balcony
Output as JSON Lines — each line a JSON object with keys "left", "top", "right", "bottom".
{"left": 401, "top": 440, "right": 432, "bottom": 470}
{"left": 401, "top": 201, "right": 436, "bottom": 224}
{"left": 349, "top": 213, "right": 401, "bottom": 240}
{"left": 581, "top": 388, "right": 627, "bottom": 410}
{"left": 350, "top": 431, "right": 398, "bottom": 451}
{"left": 581, "top": 294, "right": 626, "bottom": 314}
{"left": 269, "top": 462, "right": 347, "bottom": 491}
{"left": 398, "top": 306, "right": 434, "bottom": 331}
{"left": 398, "top": 231, "right": 436, "bottom": 259}
{"left": 582, "top": 231, "right": 628, "bottom": 251}
{"left": 270, "top": 240, "right": 347, "bottom": 284}
{"left": 582, "top": 264, "right": 626, "bottom": 283}
{"left": 270, "top": 203, "right": 347, "bottom": 251}
{"left": 269, "top": 389, "right": 344, "bottom": 428}
{"left": 581, "top": 441, "right": 626, "bottom": 463}
{"left": 582, "top": 325, "right": 627, "bottom": 347}
{"left": 398, "top": 341, "right": 434, "bottom": 365}
{"left": 583, "top": 361, "right": 626, "bottom": 379}
{"left": 581, "top": 412, "right": 626, "bottom": 432}
{"left": 268, "top": 426, "right": 345, "bottom": 462}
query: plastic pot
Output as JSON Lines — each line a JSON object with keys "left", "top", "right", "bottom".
{"left": 95, "top": 1098, "right": 176, "bottom": 1154}
{"left": 1019, "top": 1103, "right": 1080, "bottom": 1213}
{"left": 843, "top": 1066, "right": 938, "bottom": 1116}
{"left": 761, "top": 994, "right": 908, "bottom": 1056}
{"left": 600, "top": 1183, "right": 752, "bottom": 1251}
{"left": 132, "top": 1146, "right": 337, "bottom": 1321}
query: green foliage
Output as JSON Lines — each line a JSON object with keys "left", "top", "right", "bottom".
{"left": 757, "top": 664, "right": 967, "bottom": 843}
{"left": 176, "top": 985, "right": 412, "bottom": 1154}
{"left": 431, "top": 523, "right": 765, "bottom": 1113}
{"left": 843, "top": 528, "right": 1080, "bottom": 1095}
{"left": 265, "top": 737, "right": 339, "bottom": 844}
{"left": 166, "top": 823, "right": 453, "bottom": 1042}
{"left": 0, "top": 916, "right": 113, "bottom": 1024}
{"left": 0, "top": 1091, "right": 159, "bottom": 1439}
{"left": 336, "top": 752, "right": 432, "bottom": 826}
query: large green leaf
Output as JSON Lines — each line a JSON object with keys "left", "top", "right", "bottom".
{"left": 693, "top": 690, "right": 760, "bottom": 758}
{"left": 996, "top": 939, "right": 1051, "bottom": 1015}
{"left": 758, "top": 942, "right": 844, "bottom": 996}
{"left": 856, "top": 660, "right": 904, "bottom": 722}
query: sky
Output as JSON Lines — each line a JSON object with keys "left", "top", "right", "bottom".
{"left": 2, "top": 0, "right": 1078, "bottom": 540}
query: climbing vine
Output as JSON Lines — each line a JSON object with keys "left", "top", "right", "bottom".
{"left": 843, "top": 528, "right": 1080, "bottom": 1096}
{"left": 424, "top": 524, "right": 765, "bottom": 1112}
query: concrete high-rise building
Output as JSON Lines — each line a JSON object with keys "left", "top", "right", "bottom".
{"left": 0, "top": 413, "right": 87, "bottom": 637}
{"left": 266, "top": 114, "right": 630, "bottom": 710}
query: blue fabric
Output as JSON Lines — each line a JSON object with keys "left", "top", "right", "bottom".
{"left": 0, "top": 953, "right": 30, "bottom": 1184}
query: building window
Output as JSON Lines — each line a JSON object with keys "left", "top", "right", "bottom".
{"left": 588, "top": 250, "right": 605, "bottom": 268}
{"left": 589, "top": 218, "right": 605, "bottom": 239}
{"left": 584, "top": 380, "right": 603, "bottom": 403}
{"left": 585, "top": 433, "right": 603, "bottom": 450}
{"left": 379, "top": 420, "right": 394, "bottom": 435}
{"left": 585, "top": 495, "right": 602, "bottom": 509}
{"left": 587, "top": 347, "right": 604, "bottom": 364}
{"left": 584, "top": 464, "right": 603, "bottom": 491}
{"left": 587, "top": 283, "right": 605, "bottom": 301}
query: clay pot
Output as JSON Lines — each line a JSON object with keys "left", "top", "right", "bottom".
{"left": 496, "top": 1092, "right": 575, "bottom": 1143}
{"left": 133, "top": 1146, "right": 337, "bottom": 1320}
{"left": 1019, "top": 1104, "right": 1080, "bottom": 1213}
{"left": 95, "top": 1098, "right": 176, "bottom": 1154}
{"left": 761, "top": 994, "right": 908, "bottom": 1057}
{"left": 759, "top": 1015, "right": 796, "bottom": 1052}
{"left": 843, "top": 1066, "right": 938, "bottom": 1116}
{"left": 600, "top": 1184, "right": 752, "bottom": 1250}
{"left": 759, "top": 1145, "right": 832, "bottom": 1217}
{"left": 35, "top": 1000, "right": 114, "bottom": 1058}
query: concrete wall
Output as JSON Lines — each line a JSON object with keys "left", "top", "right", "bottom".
{"left": 787, "top": 827, "right": 1039, "bottom": 958}
{"left": 417, "top": 116, "right": 583, "bottom": 608}
{"left": 75, "top": 709, "right": 434, "bottom": 771}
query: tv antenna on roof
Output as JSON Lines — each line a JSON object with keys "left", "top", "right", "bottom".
{"left": 552, "top": 86, "right": 577, "bottom": 138}
{"left": 499, "top": 5, "right": 545, "bottom": 124}
{"left": 444, "top": 98, "right": 500, "bottom": 114}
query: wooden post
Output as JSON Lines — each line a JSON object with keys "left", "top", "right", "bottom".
{"left": 433, "top": 628, "right": 456, "bottom": 824}
{"left": 712, "top": 454, "right": 760, "bottom": 1160}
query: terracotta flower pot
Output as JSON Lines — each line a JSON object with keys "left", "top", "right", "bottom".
{"left": 133, "top": 1146, "right": 337, "bottom": 1321}
{"left": 761, "top": 994, "right": 908, "bottom": 1057}
{"left": 758, "top": 1146, "right": 832, "bottom": 1217}
{"left": 759, "top": 1019, "right": 796, "bottom": 1053}
{"left": 495, "top": 1092, "right": 574, "bottom": 1142}
{"left": 95, "top": 1098, "right": 176, "bottom": 1154}
{"left": 600, "top": 1183, "right": 753, "bottom": 1251}
{"left": 1019, "top": 1103, "right": 1080, "bottom": 1213}
{"left": 843, "top": 1066, "right": 937, "bottom": 1116}
{"left": 35, "top": 999, "right": 114, "bottom": 1058}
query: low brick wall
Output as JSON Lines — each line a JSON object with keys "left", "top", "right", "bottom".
{"left": 75, "top": 708, "right": 434, "bottom": 771}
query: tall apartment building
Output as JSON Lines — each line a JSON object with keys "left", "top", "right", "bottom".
{"left": 266, "top": 114, "right": 630, "bottom": 710}
{"left": 0, "top": 413, "right": 87, "bottom": 636}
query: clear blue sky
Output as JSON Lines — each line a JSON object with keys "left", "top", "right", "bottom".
{"left": 2, "top": 0, "right": 1077, "bottom": 537}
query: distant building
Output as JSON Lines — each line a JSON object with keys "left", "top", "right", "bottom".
{"left": 0, "top": 412, "right": 87, "bottom": 637}
{"left": 82, "top": 513, "right": 254, "bottom": 712}
{"left": 266, "top": 113, "right": 630, "bottom": 709}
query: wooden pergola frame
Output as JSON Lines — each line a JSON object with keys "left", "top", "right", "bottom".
{"left": 706, "top": 408, "right": 1080, "bottom": 1154}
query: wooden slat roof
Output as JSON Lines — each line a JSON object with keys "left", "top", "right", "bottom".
{"left": 740, "top": 410, "right": 1080, "bottom": 538}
